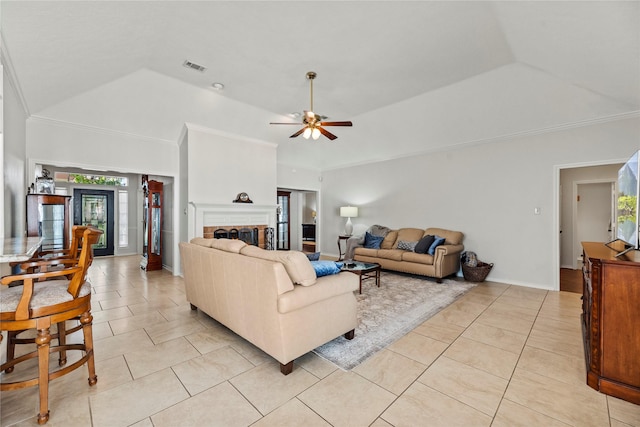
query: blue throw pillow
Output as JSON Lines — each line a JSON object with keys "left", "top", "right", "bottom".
{"left": 306, "top": 252, "right": 321, "bottom": 261}
{"left": 311, "top": 261, "right": 343, "bottom": 277}
{"left": 427, "top": 236, "right": 446, "bottom": 255}
{"left": 364, "top": 232, "right": 384, "bottom": 249}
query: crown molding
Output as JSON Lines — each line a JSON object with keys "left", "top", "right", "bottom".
{"left": 28, "top": 115, "right": 177, "bottom": 145}
{"left": 183, "top": 122, "right": 278, "bottom": 149}
{"left": 1, "top": 30, "right": 31, "bottom": 116}
{"left": 321, "top": 111, "right": 640, "bottom": 172}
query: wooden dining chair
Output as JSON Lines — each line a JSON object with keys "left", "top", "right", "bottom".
{"left": 4, "top": 225, "right": 91, "bottom": 372}
{"left": 0, "top": 226, "right": 102, "bottom": 424}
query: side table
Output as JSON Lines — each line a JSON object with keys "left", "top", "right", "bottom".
{"left": 337, "top": 235, "right": 351, "bottom": 261}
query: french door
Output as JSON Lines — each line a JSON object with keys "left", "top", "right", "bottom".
{"left": 277, "top": 191, "right": 291, "bottom": 250}
{"left": 73, "top": 189, "right": 114, "bottom": 256}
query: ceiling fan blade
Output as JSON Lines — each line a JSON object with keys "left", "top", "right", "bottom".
{"left": 289, "top": 127, "right": 307, "bottom": 138}
{"left": 270, "top": 122, "right": 303, "bottom": 125}
{"left": 319, "top": 121, "right": 353, "bottom": 127}
{"left": 318, "top": 126, "right": 338, "bottom": 140}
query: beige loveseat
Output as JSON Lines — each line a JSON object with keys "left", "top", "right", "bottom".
{"left": 179, "top": 238, "right": 359, "bottom": 375}
{"left": 353, "top": 227, "right": 464, "bottom": 282}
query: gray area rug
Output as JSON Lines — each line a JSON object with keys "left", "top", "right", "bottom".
{"left": 313, "top": 271, "right": 476, "bottom": 370}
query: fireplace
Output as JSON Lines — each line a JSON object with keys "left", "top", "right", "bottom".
{"left": 188, "top": 203, "right": 278, "bottom": 249}
{"left": 204, "top": 225, "right": 272, "bottom": 249}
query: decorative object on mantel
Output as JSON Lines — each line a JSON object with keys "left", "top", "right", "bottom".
{"left": 35, "top": 168, "right": 55, "bottom": 194}
{"left": 340, "top": 206, "right": 358, "bottom": 236}
{"left": 233, "top": 192, "right": 253, "bottom": 203}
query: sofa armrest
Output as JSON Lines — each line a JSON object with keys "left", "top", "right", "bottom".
{"left": 435, "top": 244, "right": 464, "bottom": 256}
{"left": 433, "top": 244, "right": 464, "bottom": 278}
{"left": 277, "top": 272, "right": 359, "bottom": 314}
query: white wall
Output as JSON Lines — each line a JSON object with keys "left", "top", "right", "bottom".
{"left": 319, "top": 116, "right": 640, "bottom": 290}
{"left": 2, "top": 65, "right": 28, "bottom": 237}
{"left": 184, "top": 124, "right": 277, "bottom": 205}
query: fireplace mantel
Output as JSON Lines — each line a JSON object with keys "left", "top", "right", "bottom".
{"left": 187, "top": 202, "right": 277, "bottom": 241}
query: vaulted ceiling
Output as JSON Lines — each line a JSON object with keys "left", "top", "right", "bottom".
{"left": 2, "top": 1, "right": 639, "bottom": 170}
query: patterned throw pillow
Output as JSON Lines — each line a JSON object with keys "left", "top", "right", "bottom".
{"left": 397, "top": 240, "right": 417, "bottom": 251}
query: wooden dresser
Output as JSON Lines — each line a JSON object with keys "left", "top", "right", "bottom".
{"left": 581, "top": 242, "right": 640, "bottom": 404}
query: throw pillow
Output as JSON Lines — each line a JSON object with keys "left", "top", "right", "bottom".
{"left": 414, "top": 235, "right": 435, "bottom": 254}
{"left": 397, "top": 240, "right": 418, "bottom": 251}
{"left": 306, "top": 252, "right": 321, "bottom": 261}
{"left": 310, "top": 261, "right": 343, "bottom": 277}
{"left": 427, "top": 236, "right": 446, "bottom": 255}
{"left": 364, "top": 232, "right": 384, "bottom": 249}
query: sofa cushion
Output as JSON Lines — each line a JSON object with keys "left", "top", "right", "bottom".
{"left": 414, "top": 235, "right": 435, "bottom": 254}
{"left": 190, "top": 237, "right": 215, "bottom": 248}
{"left": 401, "top": 251, "right": 435, "bottom": 264}
{"left": 380, "top": 231, "right": 398, "bottom": 249}
{"left": 354, "top": 247, "right": 379, "bottom": 257}
{"left": 240, "top": 246, "right": 317, "bottom": 286}
{"left": 425, "top": 228, "right": 464, "bottom": 245}
{"left": 397, "top": 240, "right": 417, "bottom": 251}
{"left": 364, "top": 232, "right": 384, "bottom": 249}
{"left": 210, "top": 238, "right": 247, "bottom": 253}
{"left": 427, "top": 236, "right": 446, "bottom": 255}
{"left": 376, "top": 249, "right": 404, "bottom": 261}
{"left": 393, "top": 228, "right": 425, "bottom": 248}
{"left": 310, "top": 261, "right": 343, "bottom": 277}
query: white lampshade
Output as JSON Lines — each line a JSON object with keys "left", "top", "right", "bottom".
{"left": 340, "top": 206, "right": 358, "bottom": 218}
{"left": 311, "top": 128, "right": 321, "bottom": 140}
{"left": 302, "top": 128, "right": 312, "bottom": 139}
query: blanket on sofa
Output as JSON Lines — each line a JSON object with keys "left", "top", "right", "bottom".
{"left": 344, "top": 224, "right": 391, "bottom": 260}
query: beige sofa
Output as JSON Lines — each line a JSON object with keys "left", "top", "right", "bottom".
{"left": 353, "top": 227, "right": 464, "bottom": 282}
{"left": 179, "top": 238, "right": 359, "bottom": 375}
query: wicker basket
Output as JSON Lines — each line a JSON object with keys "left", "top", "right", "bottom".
{"left": 462, "top": 261, "right": 493, "bottom": 282}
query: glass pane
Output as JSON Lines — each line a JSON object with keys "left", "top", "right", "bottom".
{"left": 118, "top": 191, "right": 128, "bottom": 247}
{"left": 151, "top": 207, "right": 161, "bottom": 255}
{"left": 40, "top": 204, "right": 65, "bottom": 250}
{"left": 81, "top": 194, "right": 107, "bottom": 249}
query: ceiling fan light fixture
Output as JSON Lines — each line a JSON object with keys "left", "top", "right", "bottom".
{"left": 302, "top": 128, "right": 312, "bottom": 139}
{"left": 312, "top": 128, "right": 321, "bottom": 140}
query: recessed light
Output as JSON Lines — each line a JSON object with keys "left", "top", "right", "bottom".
{"left": 211, "top": 82, "right": 225, "bottom": 90}
{"left": 288, "top": 112, "right": 301, "bottom": 118}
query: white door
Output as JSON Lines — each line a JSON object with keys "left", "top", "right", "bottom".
{"left": 576, "top": 182, "right": 613, "bottom": 265}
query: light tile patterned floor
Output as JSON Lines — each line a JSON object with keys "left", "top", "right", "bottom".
{"left": 2, "top": 255, "right": 639, "bottom": 426}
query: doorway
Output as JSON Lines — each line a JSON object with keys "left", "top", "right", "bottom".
{"left": 277, "top": 191, "right": 291, "bottom": 250}
{"left": 73, "top": 189, "right": 114, "bottom": 256}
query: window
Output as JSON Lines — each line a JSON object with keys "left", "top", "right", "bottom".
{"left": 54, "top": 171, "right": 128, "bottom": 187}
{"left": 118, "top": 191, "right": 128, "bottom": 247}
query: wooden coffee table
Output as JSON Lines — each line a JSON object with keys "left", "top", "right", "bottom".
{"left": 342, "top": 261, "right": 381, "bottom": 294}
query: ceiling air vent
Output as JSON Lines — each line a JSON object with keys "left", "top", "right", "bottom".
{"left": 183, "top": 60, "right": 207, "bottom": 72}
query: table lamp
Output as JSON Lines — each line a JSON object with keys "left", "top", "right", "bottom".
{"left": 340, "top": 206, "right": 358, "bottom": 236}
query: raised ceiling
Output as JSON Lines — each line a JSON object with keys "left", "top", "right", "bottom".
{"left": 2, "top": 1, "right": 639, "bottom": 170}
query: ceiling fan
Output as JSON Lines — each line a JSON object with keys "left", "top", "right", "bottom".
{"left": 270, "top": 71, "right": 353, "bottom": 141}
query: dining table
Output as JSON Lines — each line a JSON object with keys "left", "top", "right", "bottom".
{"left": 0, "top": 236, "right": 43, "bottom": 276}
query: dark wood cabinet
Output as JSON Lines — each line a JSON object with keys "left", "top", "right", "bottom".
{"left": 581, "top": 242, "right": 640, "bottom": 405}
{"left": 140, "top": 179, "right": 163, "bottom": 271}
{"left": 26, "top": 194, "right": 71, "bottom": 251}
